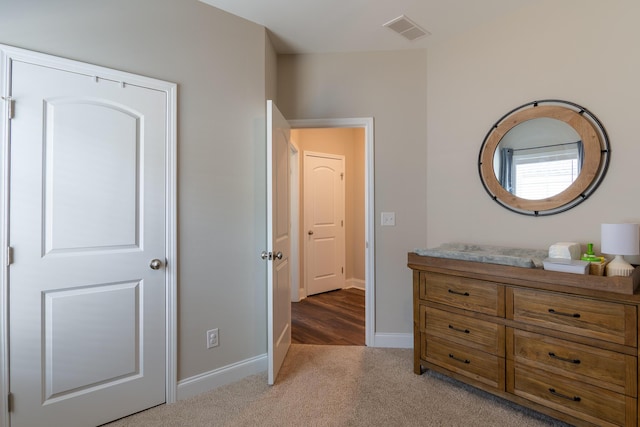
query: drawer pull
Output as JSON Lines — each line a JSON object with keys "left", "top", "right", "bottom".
{"left": 448, "top": 325, "right": 470, "bottom": 334}
{"left": 448, "top": 353, "right": 470, "bottom": 364}
{"left": 548, "top": 352, "right": 580, "bottom": 364}
{"left": 548, "top": 388, "right": 581, "bottom": 402}
{"left": 447, "top": 289, "right": 470, "bottom": 297}
{"left": 548, "top": 309, "right": 581, "bottom": 318}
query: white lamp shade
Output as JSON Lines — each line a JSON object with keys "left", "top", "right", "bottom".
{"left": 601, "top": 223, "right": 640, "bottom": 256}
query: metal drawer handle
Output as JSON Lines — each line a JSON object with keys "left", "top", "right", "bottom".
{"left": 548, "top": 352, "right": 581, "bottom": 364}
{"left": 448, "top": 353, "right": 470, "bottom": 364}
{"left": 548, "top": 388, "right": 581, "bottom": 402}
{"left": 448, "top": 289, "right": 470, "bottom": 297}
{"left": 448, "top": 325, "right": 470, "bottom": 334}
{"left": 548, "top": 309, "right": 581, "bottom": 318}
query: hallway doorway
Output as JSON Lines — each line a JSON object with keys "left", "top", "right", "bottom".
{"left": 289, "top": 118, "right": 374, "bottom": 346}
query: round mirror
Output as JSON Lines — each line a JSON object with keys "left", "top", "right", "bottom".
{"left": 478, "top": 100, "right": 610, "bottom": 216}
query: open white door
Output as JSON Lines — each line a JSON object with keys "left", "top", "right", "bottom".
{"left": 265, "top": 100, "right": 291, "bottom": 385}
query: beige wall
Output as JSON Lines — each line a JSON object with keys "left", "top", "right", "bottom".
{"left": 279, "top": 51, "right": 429, "bottom": 333}
{"left": 0, "top": 0, "right": 271, "bottom": 381}
{"left": 426, "top": 0, "right": 640, "bottom": 265}
{"left": 291, "top": 128, "right": 365, "bottom": 293}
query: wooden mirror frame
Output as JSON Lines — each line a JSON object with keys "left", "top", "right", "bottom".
{"left": 478, "top": 100, "right": 610, "bottom": 216}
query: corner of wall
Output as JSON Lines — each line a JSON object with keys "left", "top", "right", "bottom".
{"left": 265, "top": 30, "right": 278, "bottom": 102}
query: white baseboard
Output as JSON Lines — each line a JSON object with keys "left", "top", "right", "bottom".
{"left": 345, "top": 278, "right": 365, "bottom": 291}
{"left": 372, "top": 332, "right": 413, "bottom": 348}
{"left": 177, "top": 353, "right": 267, "bottom": 401}
{"left": 176, "top": 333, "right": 412, "bottom": 401}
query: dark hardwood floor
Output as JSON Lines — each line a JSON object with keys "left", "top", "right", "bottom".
{"left": 291, "top": 288, "right": 365, "bottom": 345}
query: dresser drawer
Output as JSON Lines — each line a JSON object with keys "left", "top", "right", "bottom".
{"left": 511, "top": 364, "right": 636, "bottom": 427}
{"left": 508, "top": 329, "right": 637, "bottom": 397}
{"left": 421, "top": 306, "right": 505, "bottom": 356}
{"left": 422, "top": 337, "right": 505, "bottom": 390}
{"left": 509, "top": 288, "right": 637, "bottom": 346}
{"left": 421, "top": 272, "right": 504, "bottom": 316}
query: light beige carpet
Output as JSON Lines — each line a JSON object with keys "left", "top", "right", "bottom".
{"left": 106, "top": 345, "right": 571, "bottom": 426}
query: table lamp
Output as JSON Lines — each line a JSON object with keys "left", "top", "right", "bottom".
{"left": 601, "top": 223, "right": 640, "bottom": 277}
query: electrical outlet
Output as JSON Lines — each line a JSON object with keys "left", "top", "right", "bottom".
{"left": 206, "top": 328, "right": 219, "bottom": 349}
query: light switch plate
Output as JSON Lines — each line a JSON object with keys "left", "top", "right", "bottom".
{"left": 381, "top": 212, "right": 395, "bottom": 226}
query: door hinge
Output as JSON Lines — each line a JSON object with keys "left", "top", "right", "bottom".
{"left": 7, "top": 246, "right": 13, "bottom": 266}
{"left": 7, "top": 392, "right": 13, "bottom": 412}
{"left": 2, "top": 96, "right": 14, "bottom": 119}
{"left": 341, "top": 220, "right": 344, "bottom": 227}
{"left": 340, "top": 172, "right": 344, "bottom": 181}
{"left": 341, "top": 267, "right": 344, "bottom": 274}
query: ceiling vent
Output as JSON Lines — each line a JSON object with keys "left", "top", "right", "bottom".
{"left": 383, "top": 15, "right": 430, "bottom": 41}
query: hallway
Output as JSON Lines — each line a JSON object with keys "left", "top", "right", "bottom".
{"left": 291, "top": 288, "right": 365, "bottom": 345}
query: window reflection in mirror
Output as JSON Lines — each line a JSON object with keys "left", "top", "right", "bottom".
{"left": 493, "top": 118, "right": 583, "bottom": 200}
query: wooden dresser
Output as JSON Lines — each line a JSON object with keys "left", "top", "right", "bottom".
{"left": 409, "top": 253, "right": 640, "bottom": 427}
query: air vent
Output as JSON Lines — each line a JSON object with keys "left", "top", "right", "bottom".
{"left": 383, "top": 15, "right": 430, "bottom": 41}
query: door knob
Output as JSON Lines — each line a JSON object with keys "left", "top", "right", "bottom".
{"left": 260, "top": 251, "right": 282, "bottom": 260}
{"left": 150, "top": 259, "right": 163, "bottom": 270}
{"left": 308, "top": 230, "right": 314, "bottom": 235}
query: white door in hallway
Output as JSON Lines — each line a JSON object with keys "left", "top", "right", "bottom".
{"left": 6, "top": 54, "right": 170, "bottom": 427}
{"left": 304, "top": 152, "right": 345, "bottom": 296}
{"left": 266, "top": 100, "right": 291, "bottom": 385}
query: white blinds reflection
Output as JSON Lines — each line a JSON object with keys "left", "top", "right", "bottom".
{"left": 513, "top": 143, "right": 580, "bottom": 200}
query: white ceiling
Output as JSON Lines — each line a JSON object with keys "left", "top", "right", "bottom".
{"left": 199, "top": 0, "right": 533, "bottom": 54}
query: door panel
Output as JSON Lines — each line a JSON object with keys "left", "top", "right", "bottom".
{"left": 304, "top": 153, "right": 345, "bottom": 296}
{"left": 266, "top": 100, "right": 291, "bottom": 385}
{"left": 45, "top": 99, "right": 140, "bottom": 252}
{"left": 44, "top": 282, "right": 139, "bottom": 399}
{"left": 8, "top": 59, "right": 167, "bottom": 427}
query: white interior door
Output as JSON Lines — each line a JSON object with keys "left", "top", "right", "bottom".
{"left": 266, "top": 100, "right": 291, "bottom": 385}
{"left": 304, "top": 152, "right": 345, "bottom": 296}
{"left": 7, "top": 57, "right": 169, "bottom": 427}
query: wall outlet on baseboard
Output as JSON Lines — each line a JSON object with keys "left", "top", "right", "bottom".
{"left": 206, "top": 328, "right": 219, "bottom": 349}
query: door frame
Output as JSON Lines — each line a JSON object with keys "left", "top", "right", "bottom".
{"left": 0, "top": 44, "right": 178, "bottom": 427}
{"left": 289, "top": 118, "right": 374, "bottom": 347}
{"left": 289, "top": 143, "right": 301, "bottom": 302}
